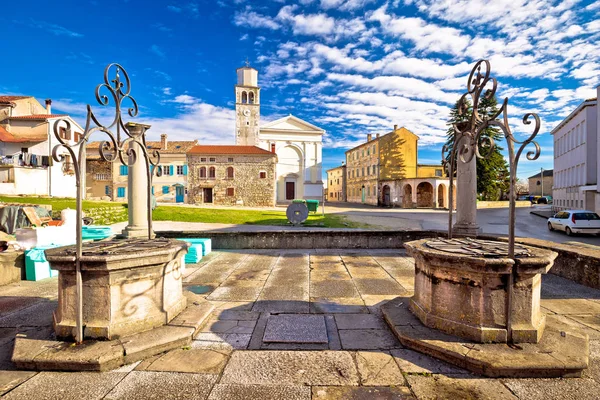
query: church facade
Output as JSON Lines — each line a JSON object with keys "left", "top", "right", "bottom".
{"left": 234, "top": 66, "right": 324, "bottom": 203}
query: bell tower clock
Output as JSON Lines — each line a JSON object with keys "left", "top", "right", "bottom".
{"left": 235, "top": 64, "right": 260, "bottom": 146}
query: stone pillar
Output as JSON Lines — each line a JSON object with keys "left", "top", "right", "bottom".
{"left": 122, "top": 123, "right": 154, "bottom": 238}
{"left": 453, "top": 135, "right": 479, "bottom": 235}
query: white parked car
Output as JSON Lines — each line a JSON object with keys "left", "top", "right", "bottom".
{"left": 547, "top": 210, "right": 600, "bottom": 236}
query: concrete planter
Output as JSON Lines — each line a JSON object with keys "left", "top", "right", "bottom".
{"left": 45, "top": 238, "right": 189, "bottom": 341}
{"left": 405, "top": 238, "right": 557, "bottom": 344}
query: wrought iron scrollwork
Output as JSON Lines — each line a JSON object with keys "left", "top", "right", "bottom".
{"left": 50, "top": 64, "right": 159, "bottom": 343}
{"left": 443, "top": 59, "right": 542, "bottom": 258}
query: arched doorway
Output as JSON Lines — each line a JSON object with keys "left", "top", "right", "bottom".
{"left": 438, "top": 184, "right": 446, "bottom": 208}
{"left": 383, "top": 185, "right": 391, "bottom": 206}
{"left": 402, "top": 184, "right": 412, "bottom": 208}
{"left": 417, "top": 182, "right": 434, "bottom": 207}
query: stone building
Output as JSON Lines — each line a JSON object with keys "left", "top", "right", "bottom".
{"left": 345, "top": 125, "right": 452, "bottom": 208}
{"left": 186, "top": 145, "right": 276, "bottom": 206}
{"left": 86, "top": 134, "right": 197, "bottom": 202}
{"left": 528, "top": 169, "right": 553, "bottom": 197}
{"left": 0, "top": 96, "right": 83, "bottom": 197}
{"left": 235, "top": 66, "right": 325, "bottom": 202}
{"left": 326, "top": 164, "right": 346, "bottom": 202}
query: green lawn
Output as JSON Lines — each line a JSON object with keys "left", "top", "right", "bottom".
{"left": 0, "top": 196, "right": 365, "bottom": 229}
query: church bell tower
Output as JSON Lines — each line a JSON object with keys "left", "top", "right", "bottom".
{"left": 235, "top": 65, "right": 260, "bottom": 146}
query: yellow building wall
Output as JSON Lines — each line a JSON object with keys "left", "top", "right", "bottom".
{"left": 416, "top": 165, "right": 445, "bottom": 178}
{"left": 379, "top": 127, "right": 418, "bottom": 180}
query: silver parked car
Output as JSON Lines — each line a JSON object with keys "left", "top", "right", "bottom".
{"left": 547, "top": 210, "right": 600, "bottom": 236}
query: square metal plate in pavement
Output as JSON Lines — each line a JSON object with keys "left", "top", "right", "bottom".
{"left": 263, "top": 314, "right": 328, "bottom": 343}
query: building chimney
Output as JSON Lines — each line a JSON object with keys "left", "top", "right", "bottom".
{"left": 45, "top": 99, "right": 52, "bottom": 115}
{"left": 376, "top": 133, "right": 380, "bottom": 139}
{"left": 393, "top": 124, "right": 398, "bottom": 131}
{"left": 161, "top": 134, "right": 168, "bottom": 150}
{"left": 367, "top": 133, "right": 372, "bottom": 142}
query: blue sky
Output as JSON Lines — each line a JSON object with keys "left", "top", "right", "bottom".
{"left": 2, "top": 0, "right": 599, "bottom": 181}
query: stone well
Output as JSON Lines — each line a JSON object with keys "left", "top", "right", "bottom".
{"left": 405, "top": 238, "right": 557, "bottom": 344}
{"left": 45, "top": 238, "right": 189, "bottom": 341}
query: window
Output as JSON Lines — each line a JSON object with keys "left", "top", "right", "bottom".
{"left": 226, "top": 166, "right": 234, "bottom": 179}
{"left": 199, "top": 167, "right": 206, "bottom": 178}
{"left": 362, "top": 167, "right": 365, "bottom": 176}
{"left": 162, "top": 186, "right": 169, "bottom": 194}
{"left": 260, "top": 171, "right": 267, "bottom": 179}
{"left": 435, "top": 169, "right": 443, "bottom": 177}
{"left": 367, "top": 166, "right": 370, "bottom": 175}
{"left": 163, "top": 165, "right": 172, "bottom": 176}
{"left": 249, "top": 92, "right": 255, "bottom": 104}
{"left": 368, "top": 186, "right": 370, "bottom": 196}
{"left": 105, "top": 185, "right": 110, "bottom": 195}
{"left": 271, "top": 143, "right": 276, "bottom": 153}
{"left": 200, "top": 157, "right": 207, "bottom": 162}
{"left": 117, "top": 187, "right": 126, "bottom": 198}
{"left": 242, "top": 91, "right": 248, "bottom": 104}
{"left": 228, "top": 157, "right": 234, "bottom": 162}
{"left": 372, "top": 164, "right": 377, "bottom": 175}
{"left": 226, "top": 188, "right": 235, "bottom": 197}
{"left": 330, "top": 192, "right": 334, "bottom": 198}
{"left": 177, "top": 165, "right": 184, "bottom": 175}
{"left": 120, "top": 165, "right": 128, "bottom": 176}
{"left": 208, "top": 167, "right": 216, "bottom": 179}
{"left": 209, "top": 157, "right": 216, "bottom": 162}
{"left": 330, "top": 180, "right": 332, "bottom": 185}
{"left": 59, "top": 127, "right": 71, "bottom": 141}
{"left": 373, "top": 144, "right": 376, "bottom": 154}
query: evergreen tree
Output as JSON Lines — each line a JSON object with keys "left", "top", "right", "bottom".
{"left": 444, "top": 95, "right": 510, "bottom": 201}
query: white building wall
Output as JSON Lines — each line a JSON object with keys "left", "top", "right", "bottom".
{"left": 47, "top": 120, "right": 78, "bottom": 198}
{"left": 552, "top": 97, "right": 598, "bottom": 212}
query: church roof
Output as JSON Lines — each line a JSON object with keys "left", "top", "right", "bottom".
{"left": 187, "top": 145, "right": 275, "bottom": 156}
{"left": 260, "top": 114, "right": 325, "bottom": 134}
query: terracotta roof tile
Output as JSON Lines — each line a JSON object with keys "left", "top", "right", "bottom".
{"left": 8, "top": 114, "right": 67, "bottom": 120}
{"left": 0, "top": 96, "right": 30, "bottom": 104}
{"left": 187, "top": 145, "right": 275, "bottom": 155}
{"left": 87, "top": 139, "right": 199, "bottom": 154}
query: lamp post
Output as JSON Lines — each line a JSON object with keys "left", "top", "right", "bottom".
{"left": 540, "top": 168, "right": 544, "bottom": 197}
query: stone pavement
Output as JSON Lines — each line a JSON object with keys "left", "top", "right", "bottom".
{"left": 2, "top": 250, "right": 600, "bottom": 399}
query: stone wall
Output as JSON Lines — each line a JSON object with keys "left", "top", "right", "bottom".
{"left": 187, "top": 154, "right": 276, "bottom": 206}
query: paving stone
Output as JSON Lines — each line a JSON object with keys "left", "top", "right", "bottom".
{"left": 324, "top": 315, "right": 341, "bottom": 350}
{"left": 208, "top": 301, "right": 255, "bottom": 311}
{"left": 583, "top": 339, "right": 600, "bottom": 383}
{"left": 207, "top": 286, "right": 263, "bottom": 302}
{"left": 208, "top": 384, "right": 311, "bottom": 400}
{"left": 503, "top": 377, "right": 600, "bottom": 400}
{"left": 339, "top": 329, "right": 400, "bottom": 350}
{"left": 193, "top": 333, "right": 252, "bottom": 349}
{"left": 335, "top": 314, "right": 388, "bottom": 330}
{"left": 2, "top": 371, "right": 127, "bottom": 400}
{"left": 263, "top": 314, "right": 328, "bottom": 343}
{"left": 213, "top": 309, "right": 260, "bottom": 321}
{"left": 541, "top": 299, "right": 600, "bottom": 315}
{"left": 111, "top": 360, "right": 141, "bottom": 373}
{"left": 201, "top": 318, "right": 256, "bottom": 334}
{"left": 103, "top": 371, "right": 217, "bottom": 400}
{"left": 0, "top": 301, "right": 56, "bottom": 328}
{"left": 220, "top": 350, "right": 359, "bottom": 386}
{"left": 0, "top": 371, "right": 37, "bottom": 396}
{"left": 168, "top": 300, "right": 214, "bottom": 336}
{"left": 121, "top": 325, "right": 193, "bottom": 365}
{"left": 312, "top": 386, "right": 415, "bottom": 399}
{"left": 228, "top": 269, "right": 271, "bottom": 281}
{"left": 406, "top": 375, "right": 517, "bottom": 400}
{"left": 310, "top": 270, "right": 351, "bottom": 281}
{"left": 353, "top": 278, "right": 405, "bottom": 296}
{"left": 546, "top": 314, "right": 600, "bottom": 340}
{"left": 220, "top": 279, "right": 266, "bottom": 288}
{"left": 144, "top": 348, "right": 229, "bottom": 374}
{"left": 390, "top": 349, "right": 465, "bottom": 374}
{"left": 253, "top": 300, "right": 310, "bottom": 313}
{"left": 310, "top": 298, "right": 368, "bottom": 314}
{"left": 259, "top": 285, "right": 308, "bottom": 301}
{"left": 361, "top": 295, "right": 400, "bottom": 307}
{"left": 248, "top": 312, "right": 270, "bottom": 350}
{"left": 0, "top": 297, "right": 45, "bottom": 319}
{"left": 355, "top": 351, "right": 406, "bottom": 386}
{"left": 311, "top": 280, "right": 360, "bottom": 298}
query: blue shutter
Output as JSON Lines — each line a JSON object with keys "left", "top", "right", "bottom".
{"left": 162, "top": 186, "right": 169, "bottom": 194}
{"left": 105, "top": 185, "right": 110, "bottom": 195}
{"left": 120, "top": 165, "right": 128, "bottom": 176}
{"left": 151, "top": 186, "right": 155, "bottom": 194}
{"left": 151, "top": 165, "right": 155, "bottom": 174}
{"left": 169, "top": 166, "right": 173, "bottom": 176}
{"left": 183, "top": 165, "right": 188, "bottom": 175}
{"left": 117, "top": 187, "right": 125, "bottom": 198}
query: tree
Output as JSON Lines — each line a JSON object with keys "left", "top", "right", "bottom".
{"left": 515, "top": 179, "right": 528, "bottom": 195}
{"left": 444, "top": 95, "right": 510, "bottom": 201}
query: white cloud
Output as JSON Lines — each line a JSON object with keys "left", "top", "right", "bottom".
{"left": 149, "top": 45, "right": 165, "bottom": 59}
{"left": 234, "top": 9, "right": 280, "bottom": 30}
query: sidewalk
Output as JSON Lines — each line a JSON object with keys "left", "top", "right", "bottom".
{"left": 2, "top": 249, "right": 600, "bottom": 399}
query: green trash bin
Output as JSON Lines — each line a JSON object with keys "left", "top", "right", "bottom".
{"left": 306, "top": 199, "right": 319, "bottom": 213}
{"left": 292, "top": 199, "right": 306, "bottom": 204}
